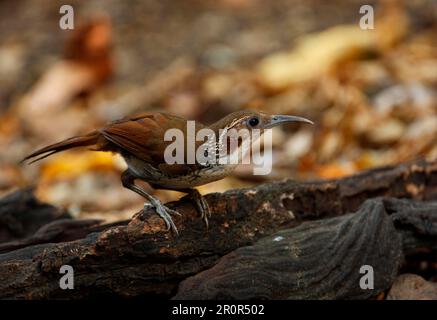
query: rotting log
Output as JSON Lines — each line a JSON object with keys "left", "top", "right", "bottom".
{"left": 0, "top": 159, "right": 436, "bottom": 299}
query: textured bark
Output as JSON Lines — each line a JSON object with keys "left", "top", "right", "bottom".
{"left": 174, "top": 197, "right": 437, "bottom": 299}
{"left": 0, "top": 159, "right": 436, "bottom": 299}
{"left": 0, "top": 218, "right": 109, "bottom": 254}
{"left": 174, "top": 198, "right": 404, "bottom": 299}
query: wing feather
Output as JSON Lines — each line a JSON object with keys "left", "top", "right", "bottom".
{"left": 100, "top": 112, "right": 190, "bottom": 166}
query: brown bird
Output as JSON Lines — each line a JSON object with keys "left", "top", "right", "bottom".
{"left": 22, "top": 110, "right": 313, "bottom": 234}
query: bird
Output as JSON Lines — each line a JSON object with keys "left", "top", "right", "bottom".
{"left": 22, "top": 110, "right": 313, "bottom": 234}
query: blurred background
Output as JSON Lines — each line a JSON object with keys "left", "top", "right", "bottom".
{"left": 0, "top": 0, "right": 436, "bottom": 222}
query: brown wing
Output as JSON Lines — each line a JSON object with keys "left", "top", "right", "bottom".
{"left": 100, "top": 112, "right": 204, "bottom": 174}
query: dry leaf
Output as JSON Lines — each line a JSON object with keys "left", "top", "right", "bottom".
{"left": 314, "top": 162, "right": 357, "bottom": 179}
{"left": 17, "top": 16, "right": 113, "bottom": 130}
{"left": 39, "top": 151, "right": 116, "bottom": 182}
{"left": 257, "top": 25, "right": 378, "bottom": 90}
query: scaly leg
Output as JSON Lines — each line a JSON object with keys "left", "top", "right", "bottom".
{"left": 121, "top": 170, "right": 180, "bottom": 234}
{"left": 182, "top": 188, "right": 211, "bottom": 228}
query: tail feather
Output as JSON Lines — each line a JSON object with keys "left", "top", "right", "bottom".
{"left": 22, "top": 131, "right": 101, "bottom": 164}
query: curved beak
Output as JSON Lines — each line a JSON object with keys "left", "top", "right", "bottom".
{"left": 263, "top": 115, "right": 314, "bottom": 129}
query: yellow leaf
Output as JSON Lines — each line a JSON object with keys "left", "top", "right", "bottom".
{"left": 40, "top": 151, "right": 116, "bottom": 182}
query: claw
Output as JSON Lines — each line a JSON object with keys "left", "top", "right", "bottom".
{"left": 146, "top": 199, "right": 180, "bottom": 235}
{"left": 122, "top": 172, "right": 181, "bottom": 235}
{"left": 198, "top": 197, "right": 210, "bottom": 228}
{"left": 185, "top": 190, "right": 211, "bottom": 229}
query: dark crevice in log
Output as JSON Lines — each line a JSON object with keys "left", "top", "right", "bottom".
{"left": 387, "top": 198, "right": 437, "bottom": 254}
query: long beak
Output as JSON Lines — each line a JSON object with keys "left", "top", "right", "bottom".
{"left": 263, "top": 115, "right": 314, "bottom": 129}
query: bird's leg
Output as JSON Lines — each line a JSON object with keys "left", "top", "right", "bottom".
{"left": 121, "top": 170, "right": 180, "bottom": 234}
{"left": 182, "top": 188, "right": 211, "bottom": 228}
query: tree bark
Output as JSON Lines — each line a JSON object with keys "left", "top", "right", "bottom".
{"left": 0, "top": 159, "right": 436, "bottom": 299}
{"left": 174, "top": 197, "right": 437, "bottom": 299}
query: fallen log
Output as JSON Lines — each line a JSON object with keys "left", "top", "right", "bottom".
{"left": 174, "top": 198, "right": 437, "bottom": 299}
{"left": 0, "top": 159, "right": 436, "bottom": 299}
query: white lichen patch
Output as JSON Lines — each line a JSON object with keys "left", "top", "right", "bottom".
{"left": 279, "top": 193, "right": 295, "bottom": 219}
{"left": 244, "top": 189, "right": 257, "bottom": 197}
{"left": 279, "top": 192, "right": 294, "bottom": 203}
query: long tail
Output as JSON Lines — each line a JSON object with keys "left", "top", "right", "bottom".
{"left": 22, "top": 131, "right": 101, "bottom": 164}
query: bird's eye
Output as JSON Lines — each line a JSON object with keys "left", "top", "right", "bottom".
{"left": 248, "top": 117, "right": 260, "bottom": 127}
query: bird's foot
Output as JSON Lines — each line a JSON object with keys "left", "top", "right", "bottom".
{"left": 144, "top": 199, "right": 181, "bottom": 235}
{"left": 184, "top": 189, "right": 211, "bottom": 228}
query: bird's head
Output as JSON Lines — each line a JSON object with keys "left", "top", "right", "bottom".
{"left": 210, "top": 110, "right": 313, "bottom": 133}
{"left": 209, "top": 110, "right": 313, "bottom": 164}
